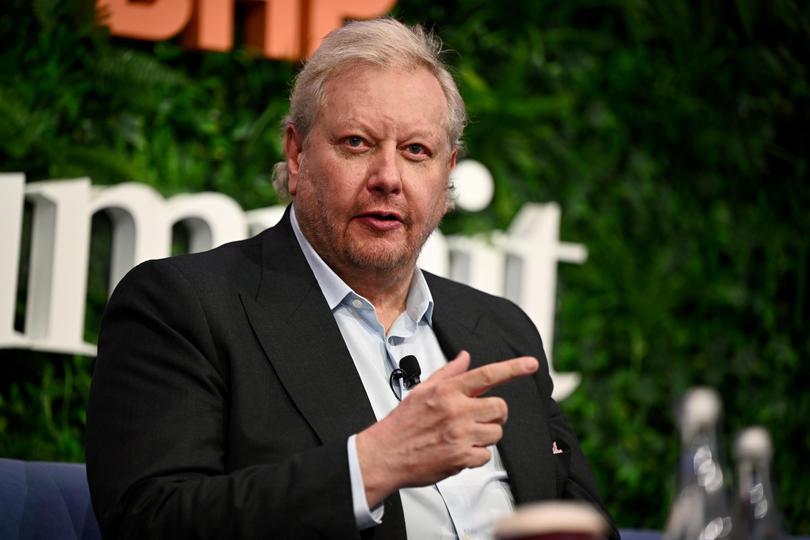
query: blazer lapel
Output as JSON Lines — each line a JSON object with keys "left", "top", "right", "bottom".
{"left": 240, "top": 209, "right": 376, "bottom": 444}
{"left": 429, "top": 276, "right": 557, "bottom": 504}
{"left": 239, "top": 210, "right": 407, "bottom": 539}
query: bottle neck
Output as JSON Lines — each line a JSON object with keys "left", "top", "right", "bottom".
{"left": 737, "top": 457, "right": 777, "bottom": 508}
{"left": 679, "top": 428, "right": 724, "bottom": 491}
{"left": 736, "top": 457, "right": 782, "bottom": 540}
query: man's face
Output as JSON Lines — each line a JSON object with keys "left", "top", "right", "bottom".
{"left": 287, "top": 64, "right": 457, "bottom": 279}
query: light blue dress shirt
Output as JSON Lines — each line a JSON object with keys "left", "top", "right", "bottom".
{"left": 290, "top": 206, "right": 515, "bottom": 539}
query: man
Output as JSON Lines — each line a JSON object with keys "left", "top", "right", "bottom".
{"left": 86, "top": 18, "right": 618, "bottom": 540}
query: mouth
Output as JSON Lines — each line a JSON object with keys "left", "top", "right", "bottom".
{"left": 357, "top": 209, "right": 404, "bottom": 221}
{"left": 354, "top": 210, "right": 405, "bottom": 231}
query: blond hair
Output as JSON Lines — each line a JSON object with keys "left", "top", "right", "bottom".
{"left": 272, "top": 18, "right": 466, "bottom": 201}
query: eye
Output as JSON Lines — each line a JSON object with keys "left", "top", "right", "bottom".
{"left": 346, "top": 136, "right": 365, "bottom": 147}
{"left": 404, "top": 143, "right": 431, "bottom": 159}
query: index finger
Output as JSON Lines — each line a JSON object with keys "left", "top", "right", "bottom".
{"left": 455, "top": 356, "right": 539, "bottom": 397}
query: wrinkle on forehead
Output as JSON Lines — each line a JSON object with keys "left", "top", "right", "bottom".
{"left": 311, "top": 63, "right": 451, "bottom": 145}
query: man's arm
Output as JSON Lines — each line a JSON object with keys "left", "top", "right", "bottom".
{"left": 86, "top": 260, "right": 359, "bottom": 540}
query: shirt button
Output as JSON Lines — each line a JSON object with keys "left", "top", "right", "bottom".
{"left": 351, "top": 298, "right": 364, "bottom": 309}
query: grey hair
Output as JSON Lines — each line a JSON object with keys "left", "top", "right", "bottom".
{"left": 272, "top": 17, "right": 467, "bottom": 202}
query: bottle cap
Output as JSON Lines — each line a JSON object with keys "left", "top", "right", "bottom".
{"left": 735, "top": 426, "right": 773, "bottom": 461}
{"left": 680, "top": 387, "right": 721, "bottom": 441}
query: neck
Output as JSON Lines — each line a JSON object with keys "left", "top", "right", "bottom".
{"left": 338, "top": 264, "right": 414, "bottom": 333}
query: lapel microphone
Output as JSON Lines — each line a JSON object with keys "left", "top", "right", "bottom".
{"left": 389, "top": 355, "right": 422, "bottom": 400}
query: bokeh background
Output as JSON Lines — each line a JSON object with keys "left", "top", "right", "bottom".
{"left": 1, "top": 0, "right": 808, "bottom": 532}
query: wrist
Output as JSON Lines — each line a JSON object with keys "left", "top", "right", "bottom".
{"left": 356, "top": 424, "right": 400, "bottom": 508}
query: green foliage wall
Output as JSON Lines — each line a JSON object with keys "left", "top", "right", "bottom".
{"left": 1, "top": 0, "right": 808, "bottom": 532}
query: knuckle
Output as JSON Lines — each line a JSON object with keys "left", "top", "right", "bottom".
{"left": 470, "top": 447, "right": 491, "bottom": 467}
{"left": 495, "top": 398, "right": 508, "bottom": 419}
{"left": 478, "top": 368, "right": 496, "bottom": 387}
{"left": 424, "top": 387, "right": 448, "bottom": 411}
{"left": 479, "top": 397, "right": 507, "bottom": 422}
{"left": 445, "top": 425, "right": 466, "bottom": 443}
{"left": 424, "top": 395, "right": 439, "bottom": 411}
{"left": 431, "top": 397, "right": 457, "bottom": 419}
{"left": 432, "top": 392, "right": 467, "bottom": 419}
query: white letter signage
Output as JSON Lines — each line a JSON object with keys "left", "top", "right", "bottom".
{"left": 1, "top": 165, "right": 587, "bottom": 400}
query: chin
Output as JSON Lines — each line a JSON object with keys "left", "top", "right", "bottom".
{"left": 345, "top": 244, "right": 417, "bottom": 273}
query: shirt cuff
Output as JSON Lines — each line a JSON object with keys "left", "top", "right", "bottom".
{"left": 347, "top": 434, "right": 384, "bottom": 529}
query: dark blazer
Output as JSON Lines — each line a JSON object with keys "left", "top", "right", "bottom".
{"left": 86, "top": 209, "right": 618, "bottom": 540}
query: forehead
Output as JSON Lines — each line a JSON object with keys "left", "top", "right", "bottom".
{"left": 317, "top": 64, "right": 449, "bottom": 137}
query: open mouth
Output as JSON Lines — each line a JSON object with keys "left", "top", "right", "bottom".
{"left": 370, "top": 213, "right": 399, "bottom": 221}
{"left": 358, "top": 211, "right": 403, "bottom": 222}
{"left": 356, "top": 210, "right": 405, "bottom": 231}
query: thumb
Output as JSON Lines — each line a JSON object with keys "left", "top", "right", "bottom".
{"left": 428, "top": 350, "right": 471, "bottom": 383}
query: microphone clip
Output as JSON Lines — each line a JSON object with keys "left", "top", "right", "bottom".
{"left": 389, "top": 355, "right": 422, "bottom": 400}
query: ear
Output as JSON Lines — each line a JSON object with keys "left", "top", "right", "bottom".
{"left": 284, "top": 125, "right": 304, "bottom": 196}
{"left": 445, "top": 148, "right": 459, "bottom": 212}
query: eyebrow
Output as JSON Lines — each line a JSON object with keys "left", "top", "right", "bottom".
{"left": 400, "top": 129, "right": 443, "bottom": 142}
{"left": 330, "top": 115, "right": 444, "bottom": 143}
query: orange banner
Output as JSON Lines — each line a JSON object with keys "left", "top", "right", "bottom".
{"left": 97, "top": 0, "right": 397, "bottom": 60}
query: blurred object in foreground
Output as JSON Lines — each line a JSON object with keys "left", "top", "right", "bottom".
{"left": 734, "top": 427, "right": 784, "bottom": 540}
{"left": 664, "top": 387, "right": 733, "bottom": 540}
{"left": 494, "top": 501, "right": 608, "bottom": 540}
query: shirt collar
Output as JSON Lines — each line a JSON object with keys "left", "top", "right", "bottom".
{"left": 290, "top": 204, "right": 351, "bottom": 310}
{"left": 290, "top": 204, "right": 434, "bottom": 325}
{"left": 405, "top": 267, "right": 434, "bottom": 325}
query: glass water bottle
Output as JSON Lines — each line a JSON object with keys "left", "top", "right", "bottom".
{"left": 733, "top": 427, "right": 783, "bottom": 540}
{"left": 664, "top": 387, "right": 734, "bottom": 540}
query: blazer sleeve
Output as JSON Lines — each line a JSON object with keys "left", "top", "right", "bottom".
{"left": 85, "top": 259, "right": 360, "bottom": 540}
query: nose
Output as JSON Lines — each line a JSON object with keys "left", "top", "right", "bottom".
{"left": 366, "top": 145, "right": 402, "bottom": 195}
